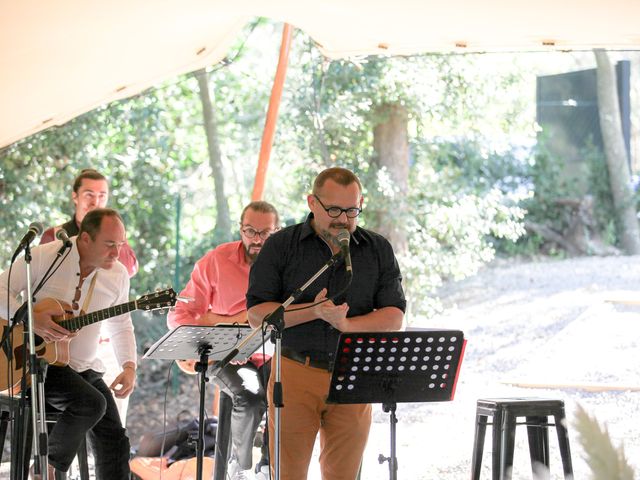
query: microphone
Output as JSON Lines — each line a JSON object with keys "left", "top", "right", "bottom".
{"left": 11, "top": 221, "right": 44, "bottom": 262}
{"left": 336, "top": 229, "right": 352, "bottom": 274}
{"left": 55, "top": 228, "right": 73, "bottom": 248}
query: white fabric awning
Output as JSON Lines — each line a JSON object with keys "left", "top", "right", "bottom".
{"left": 2, "top": 0, "right": 639, "bottom": 148}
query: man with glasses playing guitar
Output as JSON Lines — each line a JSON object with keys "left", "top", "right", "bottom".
{"left": 167, "top": 201, "right": 279, "bottom": 480}
{"left": 0, "top": 208, "right": 175, "bottom": 479}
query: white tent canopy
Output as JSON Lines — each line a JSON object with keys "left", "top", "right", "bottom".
{"left": 2, "top": 0, "right": 639, "bottom": 148}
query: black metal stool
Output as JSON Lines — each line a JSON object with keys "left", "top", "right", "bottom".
{"left": 470, "top": 398, "right": 574, "bottom": 480}
{"left": 0, "top": 394, "right": 90, "bottom": 480}
{"left": 213, "top": 390, "right": 233, "bottom": 480}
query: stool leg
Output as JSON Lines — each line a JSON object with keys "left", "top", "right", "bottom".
{"left": 500, "top": 412, "right": 516, "bottom": 480}
{"left": 491, "top": 409, "right": 503, "bottom": 480}
{"left": 214, "top": 392, "right": 233, "bottom": 480}
{"left": 77, "top": 437, "right": 90, "bottom": 480}
{"left": 16, "top": 403, "right": 33, "bottom": 480}
{"left": 554, "top": 412, "right": 574, "bottom": 479}
{"left": 526, "top": 416, "right": 549, "bottom": 480}
{"left": 471, "top": 414, "right": 488, "bottom": 480}
{"left": 0, "top": 410, "right": 9, "bottom": 465}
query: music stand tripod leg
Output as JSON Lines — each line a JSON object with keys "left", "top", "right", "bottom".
{"left": 194, "top": 346, "right": 212, "bottom": 480}
{"left": 379, "top": 402, "right": 398, "bottom": 480}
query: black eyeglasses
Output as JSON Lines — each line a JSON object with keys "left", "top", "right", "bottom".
{"left": 313, "top": 195, "right": 362, "bottom": 219}
{"left": 241, "top": 227, "right": 277, "bottom": 240}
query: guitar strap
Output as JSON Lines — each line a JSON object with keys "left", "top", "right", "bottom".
{"left": 81, "top": 272, "right": 98, "bottom": 312}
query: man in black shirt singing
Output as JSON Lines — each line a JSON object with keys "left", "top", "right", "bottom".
{"left": 247, "top": 167, "right": 405, "bottom": 479}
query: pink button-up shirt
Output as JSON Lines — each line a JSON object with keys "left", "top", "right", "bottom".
{"left": 167, "top": 240, "right": 269, "bottom": 367}
{"left": 167, "top": 241, "right": 249, "bottom": 328}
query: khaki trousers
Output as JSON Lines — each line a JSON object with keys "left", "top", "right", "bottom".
{"left": 268, "top": 355, "right": 371, "bottom": 480}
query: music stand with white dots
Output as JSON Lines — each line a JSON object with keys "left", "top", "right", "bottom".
{"left": 327, "top": 329, "right": 466, "bottom": 480}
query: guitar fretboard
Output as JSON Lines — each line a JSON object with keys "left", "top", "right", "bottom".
{"left": 60, "top": 300, "right": 137, "bottom": 331}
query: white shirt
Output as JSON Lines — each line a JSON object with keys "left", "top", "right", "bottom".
{"left": 0, "top": 237, "right": 136, "bottom": 373}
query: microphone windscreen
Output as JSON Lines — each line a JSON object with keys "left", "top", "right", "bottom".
{"left": 29, "top": 221, "right": 44, "bottom": 235}
{"left": 336, "top": 229, "right": 350, "bottom": 244}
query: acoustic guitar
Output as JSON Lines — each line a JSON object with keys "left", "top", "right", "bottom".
{"left": 0, "top": 288, "right": 176, "bottom": 394}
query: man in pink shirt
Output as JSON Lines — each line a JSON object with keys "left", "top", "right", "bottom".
{"left": 167, "top": 200, "right": 279, "bottom": 480}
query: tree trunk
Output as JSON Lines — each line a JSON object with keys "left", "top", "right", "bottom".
{"left": 594, "top": 49, "right": 640, "bottom": 254}
{"left": 195, "top": 69, "right": 232, "bottom": 240}
{"left": 372, "top": 103, "right": 409, "bottom": 255}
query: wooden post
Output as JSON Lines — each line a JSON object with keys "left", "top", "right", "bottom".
{"left": 252, "top": 23, "right": 294, "bottom": 201}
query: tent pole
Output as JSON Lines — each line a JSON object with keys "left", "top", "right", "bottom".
{"left": 252, "top": 23, "right": 293, "bottom": 201}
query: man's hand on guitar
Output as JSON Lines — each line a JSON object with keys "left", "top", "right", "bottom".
{"left": 110, "top": 363, "right": 136, "bottom": 398}
{"left": 33, "top": 313, "right": 75, "bottom": 343}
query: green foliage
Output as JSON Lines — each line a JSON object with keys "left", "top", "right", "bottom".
{"left": 401, "top": 141, "right": 526, "bottom": 317}
{"left": 0, "top": 85, "right": 204, "bottom": 350}
{"left": 1, "top": 89, "right": 186, "bottom": 295}
{"left": 583, "top": 142, "right": 625, "bottom": 247}
{"left": 522, "top": 141, "right": 582, "bottom": 229}
{"left": 277, "top": 41, "right": 529, "bottom": 318}
{"left": 514, "top": 136, "right": 627, "bottom": 254}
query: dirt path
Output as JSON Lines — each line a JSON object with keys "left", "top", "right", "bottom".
{"left": 365, "top": 255, "right": 640, "bottom": 479}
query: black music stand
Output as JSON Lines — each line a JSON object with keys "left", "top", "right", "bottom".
{"left": 144, "top": 324, "right": 265, "bottom": 480}
{"left": 327, "top": 329, "right": 466, "bottom": 480}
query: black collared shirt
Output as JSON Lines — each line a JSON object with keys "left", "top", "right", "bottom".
{"left": 61, "top": 216, "right": 80, "bottom": 236}
{"left": 246, "top": 213, "right": 406, "bottom": 364}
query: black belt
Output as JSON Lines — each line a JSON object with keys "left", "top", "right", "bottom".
{"left": 281, "top": 347, "right": 333, "bottom": 371}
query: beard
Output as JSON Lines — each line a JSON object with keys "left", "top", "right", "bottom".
{"left": 243, "top": 243, "right": 262, "bottom": 264}
{"left": 319, "top": 220, "right": 350, "bottom": 244}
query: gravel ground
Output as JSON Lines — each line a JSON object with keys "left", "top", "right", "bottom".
{"left": 4, "top": 255, "right": 639, "bottom": 479}
{"left": 352, "top": 255, "right": 640, "bottom": 480}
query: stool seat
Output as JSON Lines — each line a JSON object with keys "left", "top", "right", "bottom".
{"left": 471, "top": 397, "right": 574, "bottom": 480}
{"left": 0, "top": 394, "right": 90, "bottom": 480}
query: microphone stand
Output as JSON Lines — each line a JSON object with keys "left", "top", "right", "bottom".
{"left": 264, "top": 252, "right": 342, "bottom": 480}
{"left": 23, "top": 244, "right": 50, "bottom": 480}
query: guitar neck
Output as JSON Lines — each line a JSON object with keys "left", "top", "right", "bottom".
{"left": 59, "top": 300, "right": 137, "bottom": 331}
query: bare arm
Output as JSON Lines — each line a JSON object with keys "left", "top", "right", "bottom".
{"left": 248, "top": 301, "right": 322, "bottom": 329}
{"left": 110, "top": 361, "right": 136, "bottom": 398}
{"left": 198, "top": 310, "right": 247, "bottom": 326}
